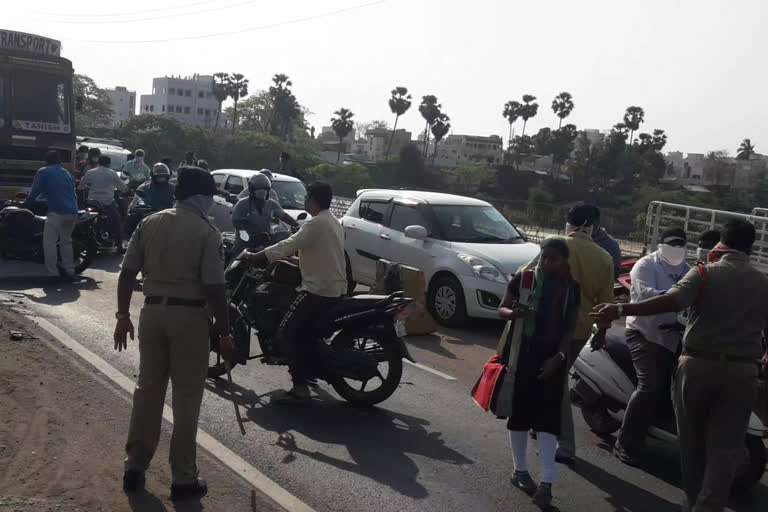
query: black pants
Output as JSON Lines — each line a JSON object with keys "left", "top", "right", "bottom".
{"left": 616, "top": 331, "right": 676, "bottom": 453}
{"left": 101, "top": 202, "right": 123, "bottom": 246}
{"left": 279, "top": 291, "right": 341, "bottom": 385}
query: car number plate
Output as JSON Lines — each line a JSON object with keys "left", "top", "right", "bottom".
{"left": 394, "top": 321, "right": 407, "bottom": 338}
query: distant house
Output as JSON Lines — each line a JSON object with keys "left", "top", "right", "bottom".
{"left": 437, "top": 134, "right": 503, "bottom": 165}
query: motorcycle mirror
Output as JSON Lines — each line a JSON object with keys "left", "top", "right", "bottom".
{"left": 238, "top": 230, "right": 250, "bottom": 242}
{"left": 14, "top": 192, "right": 28, "bottom": 200}
{"left": 297, "top": 212, "right": 308, "bottom": 221}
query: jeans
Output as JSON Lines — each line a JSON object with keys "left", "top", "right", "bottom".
{"left": 43, "top": 213, "right": 77, "bottom": 276}
{"left": 616, "top": 332, "right": 676, "bottom": 454}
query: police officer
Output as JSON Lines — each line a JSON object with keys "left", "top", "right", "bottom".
{"left": 114, "top": 166, "right": 232, "bottom": 501}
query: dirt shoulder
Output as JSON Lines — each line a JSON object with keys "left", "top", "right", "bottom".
{"left": 0, "top": 304, "right": 283, "bottom": 512}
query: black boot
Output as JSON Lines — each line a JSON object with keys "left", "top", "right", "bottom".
{"left": 123, "top": 470, "right": 145, "bottom": 493}
{"left": 170, "top": 478, "right": 208, "bottom": 501}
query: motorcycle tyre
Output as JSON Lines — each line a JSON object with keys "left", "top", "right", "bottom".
{"left": 58, "top": 239, "right": 98, "bottom": 277}
{"left": 730, "top": 434, "right": 767, "bottom": 496}
{"left": 330, "top": 329, "right": 403, "bottom": 407}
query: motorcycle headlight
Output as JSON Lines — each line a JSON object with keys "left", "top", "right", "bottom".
{"left": 457, "top": 253, "right": 508, "bottom": 284}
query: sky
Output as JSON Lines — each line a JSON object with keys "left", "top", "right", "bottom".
{"left": 5, "top": 0, "right": 768, "bottom": 155}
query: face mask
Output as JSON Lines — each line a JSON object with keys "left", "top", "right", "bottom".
{"left": 696, "top": 248, "right": 710, "bottom": 262}
{"left": 90, "top": 157, "right": 98, "bottom": 163}
{"left": 154, "top": 176, "right": 168, "bottom": 184}
{"left": 135, "top": 157, "right": 144, "bottom": 166}
{"left": 565, "top": 222, "right": 594, "bottom": 236}
{"left": 658, "top": 244, "right": 686, "bottom": 266}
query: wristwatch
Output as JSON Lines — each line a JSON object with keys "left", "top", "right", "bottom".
{"left": 115, "top": 312, "right": 130, "bottom": 320}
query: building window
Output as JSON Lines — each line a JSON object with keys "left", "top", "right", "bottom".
{"left": 197, "top": 108, "right": 203, "bottom": 115}
{"left": 198, "top": 91, "right": 204, "bottom": 98}
{"left": 184, "top": 106, "right": 191, "bottom": 114}
{"left": 185, "top": 89, "right": 192, "bottom": 97}
{"left": 161, "top": 105, "right": 165, "bottom": 112}
{"left": 149, "top": 105, "right": 154, "bottom": 112}
{"left": 168, "top": 87, "right": 175, "bottom": 95}
{"left": 176, "top": 106, "right": 182, "bottom": 113}
{"left": 205, "top": 109, "right": 211, "bottom": 116}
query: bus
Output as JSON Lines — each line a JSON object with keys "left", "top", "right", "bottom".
{"left": 0, "top": 29, "right": 76, "bottom": 200}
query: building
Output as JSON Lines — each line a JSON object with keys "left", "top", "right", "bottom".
{"left": 105, "top": 86, "right": 135, "bottom": 127}
{"left": 366, "top": 128, "right": 412, "bottom": 161}
{"left": 438, "top": 134, "right": 503, "bottom": 165}
{"left": 139, "top": 74, "right": 219, "bottom": 127}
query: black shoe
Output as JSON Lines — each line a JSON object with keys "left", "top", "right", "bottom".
{"left": 123, "top": 470, "right": 145, "bottom": 493}
{"left": 554, "top": 449, "right": 575, "bottom": 466}
{"left": 613, "top": 443, "right": 642, "bottom": 467}
{"left": 170, "top": 478, "right": 208, "bottom": 502}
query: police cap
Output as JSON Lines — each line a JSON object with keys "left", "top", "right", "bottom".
{"left": 175, "top": 166, "right": 216, "bottom": 200}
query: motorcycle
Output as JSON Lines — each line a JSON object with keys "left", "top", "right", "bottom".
{"left": 570, "top": 323, "right": 768, "bottom": 495}
{"left": 0, "top": 200, "right": 100, "bottom": 276}
{"left": 124, "top": 198, "right": 157, "bottom": 239}
{"left": 208, "top": 231, "right": 415, "bottom": 407}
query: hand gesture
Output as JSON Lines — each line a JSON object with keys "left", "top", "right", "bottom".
{"left": 590, "top": 329, "right": 607, "bottom": 351}
{"left": 590, "top": 303, "right": 621, "bottom": 328}
{"left": 502, "top": 303, "right": 533, "bottom": 321}
{"left": 114, "top": 318, "right": 134, "bottom": 351}
{"left": 538, "top": 355, "right": 564, "bottom": 380}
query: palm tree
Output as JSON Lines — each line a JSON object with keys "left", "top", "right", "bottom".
{"left": 331, "top": 108, "right": 355, "bottom": 163}
{"left": 385, "top": 86, "right": 412, "bottom": 158}
{"left": 652, "top": 129, "right": 668, "bottom": 151}
{"left": 520, "top": 94, "right": 539, "bottom": 137}
{"left": 430, "top": 113, "right": 451, "bottom": 163}
{"left": 623, "top": 106, "right": 645, "bottom": 145}
{"left": 418, "top": 95, "right": 441, "bottom": 157}
{"left": 228, "top": 73, "right": 249, "bottom": 134}
{"left": 737, "top": 138, "right": 756, "bottom": 160}
{"left": 502, "top": 100, "right": 522, "bottom": 147}
{"left": 551, "top": 92, "right": 574, "bottom": 128}
{"left": 212, "top": 72, "right": 230, "bottom": 134}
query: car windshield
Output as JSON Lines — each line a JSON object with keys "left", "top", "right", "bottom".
{"left": 272, "top": 181, "right": 307, "bottom": 210}
{"left": 431, "top": 205, "right": 524, "bottom": 243}
{"left": 11, "top": 70, "right": 70, "bottom": 132}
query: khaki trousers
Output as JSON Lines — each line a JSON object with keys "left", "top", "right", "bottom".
{"left": 43, "top": 213, "right": 77, "bottom": 276}
{"left": 124, "top": 304, "right": 209, "bottom": 484}
{"left": 673, "top": 355, "right": 758, "bottom": 512}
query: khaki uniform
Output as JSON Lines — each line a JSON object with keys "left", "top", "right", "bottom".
{"left": 667, "top": 252, "right": 768, "bottom": 512}
{"left": 122, "top": 203, "right": 224, "bottom": 484}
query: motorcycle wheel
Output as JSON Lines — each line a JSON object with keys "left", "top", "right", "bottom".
{"left": 581, "top": 405, "right": 621, "bottom": 435}
{"left": 730, "top": 434, "right": 767, "bottom": 496}
{"left": 59, "top": 239, "right": 98, "bottom": 276}
{"left": 330, "top": 329, "right": 403, "bottom": 407}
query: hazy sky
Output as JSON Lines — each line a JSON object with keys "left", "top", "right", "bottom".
{"left": 5, "top": 0, "right": 767, "bottom": 154}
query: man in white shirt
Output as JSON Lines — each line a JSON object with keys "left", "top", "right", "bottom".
{"left": 78, "top": 155, "right": 128, "bottom": 251}
{"left": 242, "top": 182, "right": 347, "bottom": 401}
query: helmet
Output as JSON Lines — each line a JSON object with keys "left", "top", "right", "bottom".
{"left": 77, "top": 145, "right": 89, "bottom": 155}
{"left": 248, "top": 173, "right": 271, "bottom": 198}
{"left": 135, "top": 149, "right": 145, "bottom": 158}
{"left": 259, "top": 168, "right": 274, "bottom": 181}
{"left": 151, "top": 163, "right": 170, "bottom": 183}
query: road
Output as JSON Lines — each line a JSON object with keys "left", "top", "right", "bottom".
{"left": 1, "top": 256, "right": 766, "bottom": 512}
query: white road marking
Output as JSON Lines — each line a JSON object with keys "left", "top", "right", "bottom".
{"left": 404, "top": 359, "right": 457, "bottom": 381}
{"left": 29, "top": 315, "right": 316, "bottom": 512}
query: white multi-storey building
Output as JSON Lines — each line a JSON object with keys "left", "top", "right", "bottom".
{"left": 105, "top": 86, "right": 136, "bottom": 127}
{"left": 438, "top": 134, "right": 503, "bottom": 165}
{"left": 139, "top": 74, "right": 219, "bottom": 127}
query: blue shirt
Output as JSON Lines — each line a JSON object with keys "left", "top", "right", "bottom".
{"left": 136, "top": 181, "right": 176, "bottom": 211}
{"left": 626, "top": 251, "right": 691, "bottom": 351}
{"left": 593, "top": 227, "right": 622, "bottom": 278}
{"left": 24, "top": 165, "right": 78, "bottom": 215}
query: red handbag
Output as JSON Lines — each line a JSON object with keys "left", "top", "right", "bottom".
{"left": 471, "top": 355, "right": 506, "bottom": 411}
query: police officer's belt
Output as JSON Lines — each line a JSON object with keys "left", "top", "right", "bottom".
{"left": 145, "top": 296, "right": 207, "bottom": 307}
{"left": 682, "top": 347, "right": 759, "bottom": 365}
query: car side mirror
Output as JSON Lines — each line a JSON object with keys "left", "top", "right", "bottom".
{"left": 404, "top": 225, "right": 428, "bottom": 239}
{"left": 297, "top": 212, "right": 308, "bottom": 221}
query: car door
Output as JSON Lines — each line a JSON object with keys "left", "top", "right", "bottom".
{"left": 378, "top": 203, "right": 434, "bottom": 276}
{"left": 344, "top": 199, "right": 391, "bottom": 284}
{"left": 209, "top": 173, "right": 235, "bottom": 231}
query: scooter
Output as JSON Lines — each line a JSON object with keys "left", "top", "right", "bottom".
{"left": 570, "top": 323, "right": 768, "bottom": 495}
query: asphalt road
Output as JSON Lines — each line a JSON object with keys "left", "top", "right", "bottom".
{"left": 1, "top": 256, "right": 766, "bottom": 512}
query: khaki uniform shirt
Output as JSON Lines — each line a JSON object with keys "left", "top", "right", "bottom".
{"left": 667, "top": 252, "right": 768, "bottom": 359}
{"left": 122, "top": 203, "right": 225, "bottom": 299}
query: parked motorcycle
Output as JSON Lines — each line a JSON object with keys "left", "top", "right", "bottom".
{"left": 570, "top": 324, "right": 768, "bottom": 495}
{"left": 209, "top": 231, "right": 415, "bottom": 406}
{"left": 0, "top": 200, "right": 99, "bottom": 276}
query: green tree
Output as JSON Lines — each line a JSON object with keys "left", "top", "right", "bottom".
{"left": 571, "top": 131, "right": 597, "bottom": 186}
{"left": 227, "top": 73, "right": 249, "bottom": 134}
{"left": 212, "top": 72, "right": 230, "bottom": 134}
{"left": 532, "top": 128, "right": 552, "bottom": 155}
{"left": 551, "top": 92, "right": 574, "bottom": 128}
{"left": 73, "top": 74, "right": 113, "bottom": 134}
{"left": 502, "top": 100, "right": 522, "bottom": 146}
{"left": 266, "top": 74, "right": 304, "bottom": 141}
{"left": 622, "top": 106, "right": 645, "bottom": 145}
{"left": 652, "top": 129, "right": 667, "bottom": 151}
{"left": 418, "top": 95, "right": 441, "bottom": 157}
{"left": 737, "top": 138, "right": 755, "bottom": 160}
{"left": 386, "top": 86, "right": 412, "bottom": 157}
{"left": 331, "top": 108, "right": 355, "bottom": 163}
{"left": 430, "top": 113, "right": 451, "bottom": 162}
{"left": 550, "top": 124, "right": 579, "bottom": 167}
{"left": 305, "top": 163, "right": 373, "bottom": 196}
{"left": 520, "top": 94, "right": 539, "bottom": 136}
{"left": 397, "top": 143, "right": 426, "bottom": 186}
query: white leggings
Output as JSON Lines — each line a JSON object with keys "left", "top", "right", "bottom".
{"left": 509, "top": 430, "right": 558, "bottom": 484}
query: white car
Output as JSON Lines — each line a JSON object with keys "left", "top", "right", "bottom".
{"left": 209, "top": 169, "right": 309, "bottom": 233}
{"left": 341, "top": 190, "right": 541, "bottom": 326}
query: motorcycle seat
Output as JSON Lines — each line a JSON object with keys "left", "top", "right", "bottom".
{"left": 603, "top": 337, "right": 638, "bottom": 386}
{"left": 330, "top": 294, "right": 391, "bottom": 317}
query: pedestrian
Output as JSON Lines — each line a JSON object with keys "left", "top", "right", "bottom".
{"left": 498, "top": 238, "right": 581, "bottom": 508}
{"left": 78, "top": 155, "right": 128, "bottom": 252}
{"left": 589, "top": 205, "right": 622, "bottom": 279}
{"left": 115, "top": 166, "right": 233, "bottom": 501}
{"left": 612, "top": 227, "right": 690, "bottom": 466}
{"left": 593, "top": 219, "right": 768, "bottom": 512}
{"left": 23, "top": 151, "right": 79, "bottom": 278}
{"left": 121, "top": 149, "right": 151, "bottom": 188}
{"left": 696, "top": 230, "right": 720, "bottom": 263}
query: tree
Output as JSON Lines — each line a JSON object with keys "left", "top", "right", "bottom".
{"left": 520, "top": 94, "right": 539, "bottom": 137}
{"left": 571, "top": 131, "right": 598, "bottom": 186}
{"left": 622, "top": 106, "right": 645, "bottom": 145}
{"left": 397, "top": 143, "right": 427, "bottom": 186}
{"left": 418, "top": 95, "right": 441, "bottom": 157}
{"left": 502, "top": 100, "right": 522, "bottom": 146}
{"left": 331, "top": 108, "right": 355, "bottom": 163}
{"left": 266, "top": 74, "right": 304, "bottom": 141}
{"left": 738, "top": 138, "right": 756, "bottom": 160}
{"left": 227, "top": 73, "right": 249, "bottom": 134}
{"left": 73, "top": 74, "right": 113, "bottom": 134}
{"left": 532, "top": 127, "right": 552, "bottom": 155}
{"left": 550, "top": 124, "right": 578, "bottom": 167}
{"left": 212, "top": 72, "right": 230, "bottom": 134}
{"left": 386, "top": 86, "right": 412, "bottom": 157}
{"left": 430, "top": 113, "right": 451, "bottom": 162}
{"left": 652, "top": 129, "right": 667, "bottom": 151}
{"left": 551, "top": 92, "right": 574, "bottom": 128}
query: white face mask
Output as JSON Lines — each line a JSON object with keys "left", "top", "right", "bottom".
{"left": 696, "top": 248, "right": 710, "bottom": 262}
{"left": 135, "top": 156, "right": 145, "bottom": 166}
{"left": 658, "top": 244, "right": 686, "bottom": 266}
{"left": 565, "top": 222, "right": 594, "bottom": 236}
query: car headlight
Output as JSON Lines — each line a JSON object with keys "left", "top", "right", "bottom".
{"left": 457, "top": 254, "right": 508, "bottom": 284}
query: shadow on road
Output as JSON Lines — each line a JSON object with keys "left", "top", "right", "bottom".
{"left": 127, "top": 491, "right": 168, "bottom": 512}
{"left": 0, "top": 276, "right": 100, "bottom": 306}
{"left": 594, "top": 434, "right": 681, "bottom": 488}
{"left": 88, "top": 254, "right": 124, "bottom": 273}
{"left": 206, "top": 378, "right": 473, "bottom": 500}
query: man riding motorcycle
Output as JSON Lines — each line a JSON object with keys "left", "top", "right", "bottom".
{"left": 125, "top": 163, "right": 176, "bottom": 237}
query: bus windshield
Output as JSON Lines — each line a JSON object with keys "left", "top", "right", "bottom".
{"left": 10, "top": 70, "right": 70, "bottom": 133}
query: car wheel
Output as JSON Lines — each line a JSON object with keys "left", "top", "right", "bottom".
{"left": 428, "top": 275, "right": 468, "bottom": 327}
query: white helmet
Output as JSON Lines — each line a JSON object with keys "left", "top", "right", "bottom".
{"left": 151, "top": 162, "right": 170, "bottom": 182}
{"left": 259, "top": 168, "right": 274, "bottom": 181}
